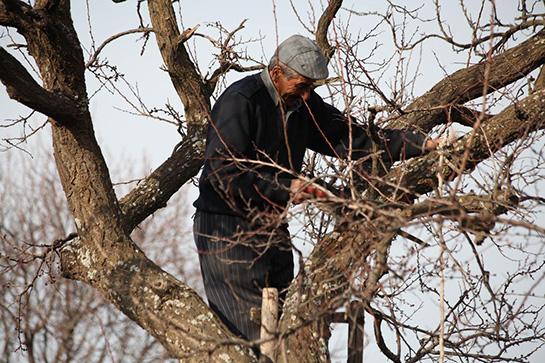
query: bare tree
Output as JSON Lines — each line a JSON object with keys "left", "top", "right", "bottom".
{"left": 1, "top": 0, "right": 544, "bottom": 362}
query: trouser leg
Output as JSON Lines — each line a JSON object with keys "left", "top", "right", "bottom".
{"left": 193, "top": 211, "right": 294, "bottom": 343}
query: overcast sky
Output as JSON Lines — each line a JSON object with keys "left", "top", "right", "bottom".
{"left": 2, "top": 0, "right": 527, "bottom": 168}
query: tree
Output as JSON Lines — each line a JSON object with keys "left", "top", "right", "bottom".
{"left": 1, "top": 0, "right": 544, "bottom": 361}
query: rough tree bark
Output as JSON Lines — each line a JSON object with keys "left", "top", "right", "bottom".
{"left": 389, "top": 29, "right": 545, "bottom": 133}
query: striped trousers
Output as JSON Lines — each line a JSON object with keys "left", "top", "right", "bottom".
{"left": 193, "top": 211, "right": 294, "bottom": 343}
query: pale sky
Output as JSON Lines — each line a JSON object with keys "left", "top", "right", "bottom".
{"left": 3, "top": 0, "right": 523, "bottom": 167}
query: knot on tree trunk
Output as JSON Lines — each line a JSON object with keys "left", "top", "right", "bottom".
{"left": 151, "top": 277, "right": 173, "bottom": 296}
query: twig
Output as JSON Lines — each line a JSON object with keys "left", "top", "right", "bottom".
{"left": 85, "top": 27, "right": 155, "bottom": 68}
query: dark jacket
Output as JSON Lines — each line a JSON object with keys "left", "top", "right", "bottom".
{"left": 193, "top": 72, "right": 426, "bottom": 217}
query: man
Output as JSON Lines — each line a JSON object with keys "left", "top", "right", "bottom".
{"left": 193, "top": 35, "right": 441, "bottom": 346}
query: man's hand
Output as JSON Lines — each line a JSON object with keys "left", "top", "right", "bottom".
{"left": 290, "top": 179, "right": 331, "bottom": 204}
{"left": 425, "top": 133, "right": 456, "bottom": 150}
{"left": 290, "top": 179, "right": 311, "bottom": 204}
{"left": 425, "top": 138, "right": 444, "bottom": 150}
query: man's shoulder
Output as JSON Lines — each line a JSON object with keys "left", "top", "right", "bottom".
{"left": 222, "top": 73, "right": 265, "bottom": 100}
{"left": 308, "top": 89, "right": 326, "bottom": 106}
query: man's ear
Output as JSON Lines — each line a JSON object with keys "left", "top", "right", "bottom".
{"left": 270, "top": 66, "right": 283, "bottom": 84}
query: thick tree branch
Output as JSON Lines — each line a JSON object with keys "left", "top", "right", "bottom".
{"left": 382, "top": 88, "right": 545, "bottom": 198}
{"left": 3, "top": 1, "right": 542, "bottom": 360}
{"left": 408, "top": 189, "right": 518, "bottom": 243}
{"left": 316, "top": 0, "right": 343, "bottom": 62}
{"left": 277, "top": 89, "right": 545, "bottom": 362}
{"left": 119, "top": 137, "right": 204, "bottom": 233}
{"left": 119, "top": 1, "right": 350, "bottom": 232}
{"left": 60, "top": 237, "right": 255, "bottom": 360}
{"left": 0, "top": 0, "right": 32, "bottom": 28}
{"left": 407, "top": 189, "right": 518, "bottom": 220}
{"left": 446, "top": 105, "right": 490, "bottom": 127}
{"left": 390, "top": 28, "right": 545, "bottom": 132}
{"left": 107, "top": 0, "right": 216, "bottom": 233}
{"left": 147, "top": 0, "right": 211, "bottom": 131}
{"left": 120, "top": 0, "right": 268, "bottom": 231}
{"left": 0, "top": 47, "right": 84, "bottom": 124}
{"left": 2, "top": 2, "right": 252, "bottom": 359}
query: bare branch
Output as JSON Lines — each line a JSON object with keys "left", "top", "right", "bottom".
{"left": 382, "top": 88, "right": 545, "bottom": 198}
{"left": 0, "top": 47, "right": 83, "bottom": 124}
{"left": 390, "top": 28, "right": 545, "bottom": 132}
{"left": 85, "top": 27, "right": 155, "bottom": 68}
{"left": 204, "top": 19, "right": 259, "bottom": 90}
{"left": 316, "top": 0, "right": 343, "bottom": 62}
{"left": 378, "top": 2, "right": 545, "bottom": 54}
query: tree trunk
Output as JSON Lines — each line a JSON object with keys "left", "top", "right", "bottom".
{"left": 0, "top": 1, "right": 254, "bottom": 360}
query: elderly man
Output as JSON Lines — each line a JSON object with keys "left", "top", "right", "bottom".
{"left": 193, "top": 35, "right": 440, "bottom": 346}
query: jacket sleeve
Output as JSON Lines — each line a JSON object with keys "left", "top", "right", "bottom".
{"left": 202, "top": 92, "right": 291, "bottom": 210}
{"left": 305, "top": 92, "right": 426, "bottom": 163}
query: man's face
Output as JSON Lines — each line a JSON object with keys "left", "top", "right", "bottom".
{"left": 271, "top": 66, "right": 315, "bottom": 107}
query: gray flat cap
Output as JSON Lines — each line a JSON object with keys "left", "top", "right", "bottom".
{"left": 272, "top": 35, "right": 328, "bottom": 80}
